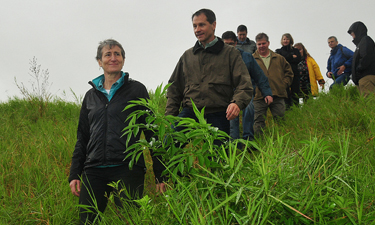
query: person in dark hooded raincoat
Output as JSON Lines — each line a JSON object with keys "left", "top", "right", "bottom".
{"left": 348, "top": 21, "right": 375, "bottom": 96}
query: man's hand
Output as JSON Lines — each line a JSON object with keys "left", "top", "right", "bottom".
{"left": 264, "top": 96, "right": 273, "bottom": 105}
{"left": 337, "top": 65, "right": 346, "bottom": 75}
{"left": 226, "top": 103, "right": 240, "bottom": 120}
{"left": 69, "top": 179, "right": 81, "bottom": 197}
{"left": 327, "top": 72, "right": 333, "bottom": 78}
{"left": 156, "top": 183, "right": 166, "bottom": 194}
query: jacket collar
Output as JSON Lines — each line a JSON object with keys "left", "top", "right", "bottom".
{"left": 237, "top": 37, "right": 251, "bottom": 45}
{"left": 89, "top": 72, "right": 129, "bottom": 90}
{"left": 254, "top": 49, "right": 276, "bottom": 59}
{"left": 280, "top": 45, "right": 292, "bottom": 51}
{"left": 192, "top": 37, "right": 225, "bottom": 55}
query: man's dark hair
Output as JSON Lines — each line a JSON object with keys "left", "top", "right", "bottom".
{"left": 192, "top": 9, "right": 216, "bottom": 24}
{"left": 255, "top": 33, "right": 269, "bottom": 42}
{"left": 222, "top": 31, "right": 237, "bottom": 42}
{"left": 328, "top": 36, "right": 338, "bottom": 42}
{"left": 237, "top": 25, "right": 247, "bottom": 33}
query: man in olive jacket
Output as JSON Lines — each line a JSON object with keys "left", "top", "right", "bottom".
{"left": 166, "top": 9, "right": 252, "bottom": 135}
{"left": 252, "top": 33, "right": 293, "bottom": 135}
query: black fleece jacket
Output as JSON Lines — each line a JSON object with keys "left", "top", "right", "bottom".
{"left": 276, "top": 45, "right": 302, "bottom": 78}
{"left": 68, "top": 74, "right": 165, "bottom": 183}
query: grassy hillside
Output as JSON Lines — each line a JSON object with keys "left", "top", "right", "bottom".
{"left": 0, "top": 98, "right": 80, "bottom": 224}
{"left": 0, "top": 85, "right": 374, "bottom": 224}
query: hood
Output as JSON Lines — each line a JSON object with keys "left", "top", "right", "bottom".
{"left": 348, "top": 21, "right": 368, "bottom": 45}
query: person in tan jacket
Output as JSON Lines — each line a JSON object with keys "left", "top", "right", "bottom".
{"left": 252, "top": 33, "right": 293, "bottom": 135}
{"left": 166, "top": 9, "right": 252, "bottom": 136}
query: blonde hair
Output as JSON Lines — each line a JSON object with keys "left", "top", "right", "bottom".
{"left": 281, "top": 33, "right": 294, "bottom": 47}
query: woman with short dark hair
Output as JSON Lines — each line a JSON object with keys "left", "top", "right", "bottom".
{"left": 68, "top": 39, "right": 165, "bottom": 224}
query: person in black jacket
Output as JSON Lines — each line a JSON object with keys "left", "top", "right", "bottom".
{"left": 276, "top": 33, "right": 301, "bottom": 108}
{"left": 348, "top": 21, "right": 375, "bottom": 96}
{"left": 68, "top": 39, "right": 165, "bottom": 224}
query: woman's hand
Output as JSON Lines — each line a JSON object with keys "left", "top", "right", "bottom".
{"left": 70, "top": 179, "right": 81, "bottom": 197}
{"left": 156, "top": 183, "right": 166, "bottom": 194}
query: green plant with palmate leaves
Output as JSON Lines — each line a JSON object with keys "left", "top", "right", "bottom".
{"left": 122, "top": 83, "right": 254, "bottom": 181}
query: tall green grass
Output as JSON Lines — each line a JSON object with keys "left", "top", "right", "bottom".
{"left": 1, "top": 85, "right": 374, "bottom": 224}
{"left": 0, "top": 97, "right": 80, "bottom": 224}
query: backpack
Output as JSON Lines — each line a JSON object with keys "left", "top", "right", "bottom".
{"left": 340, "top": 46, "right": 351, "bottom": 59}
{"left": 329, "top": 46, "right": 351, "bottom": 60}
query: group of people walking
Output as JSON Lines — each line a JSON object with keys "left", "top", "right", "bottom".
{"left": 326, "top": 21, "right": 375, "bottom": 97}
{"left": 68, "top": 8, "right": 375, "bottom": 224}
{"left": 224, "top": 28, "right": 326, "bottom": 140}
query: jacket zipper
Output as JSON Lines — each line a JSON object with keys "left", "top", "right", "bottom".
{"left": 89, "top": 81, "right": 110, "bottom": 166}
{"left": 103, "top": 102, "right": 108, "bottom": 165}
{"left": 88, "top": 75, "right": 129, "bottom": 166}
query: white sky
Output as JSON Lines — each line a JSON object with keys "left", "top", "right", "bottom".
{"left": 1, "top": 0, "right": 374, "bottom": 103}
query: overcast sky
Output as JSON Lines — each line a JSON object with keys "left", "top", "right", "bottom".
{"left": 1, "top": 0, "right": 374, "bottom": 103}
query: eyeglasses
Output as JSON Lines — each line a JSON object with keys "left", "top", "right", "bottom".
{"left": 225, "top": 42, "right": 235, "bottom": 46}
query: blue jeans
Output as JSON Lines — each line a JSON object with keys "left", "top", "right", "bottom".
{"left": 330, "top": 72, "right": 351, "bottom": 89}
{"left": 242, "top": 99, "right": 255, "bottom": 140}
{"left": 229, "top": 116, "right": 240, "bottom": 139}
{"left": 229, "top": 99, "right": 254, "bottom": 140}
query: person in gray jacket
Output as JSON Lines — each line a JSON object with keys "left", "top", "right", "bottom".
{"left": 236, "top": 25, "right": 257, "bottom": 54}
